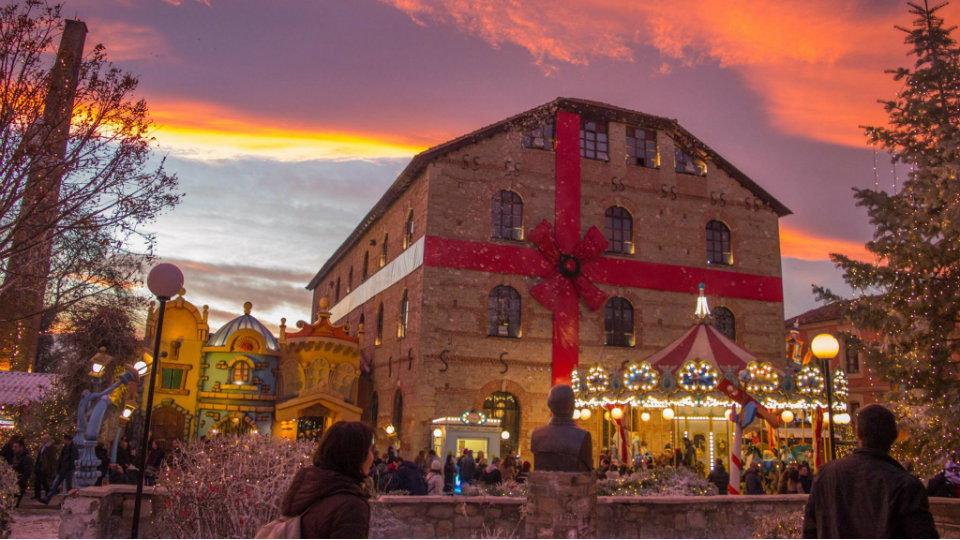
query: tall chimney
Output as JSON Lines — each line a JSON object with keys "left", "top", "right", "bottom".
{"left": 0, "top": 19, "right": 87, "bottom": 371}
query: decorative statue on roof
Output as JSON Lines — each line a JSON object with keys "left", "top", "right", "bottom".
{"left": 530, "top": 384, "right": 592, "bottom": 472}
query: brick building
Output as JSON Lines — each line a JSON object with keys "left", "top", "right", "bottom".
{"left": 307, "top": 98, "right": 791, "bottom": 460}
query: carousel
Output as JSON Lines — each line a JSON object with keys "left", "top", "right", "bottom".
{"left": 570, "top": 286, "right": 848, "bottom": 477}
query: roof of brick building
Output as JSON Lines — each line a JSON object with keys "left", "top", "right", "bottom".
{"left": 785, "top": 301, "right": 843, "bottom": 327}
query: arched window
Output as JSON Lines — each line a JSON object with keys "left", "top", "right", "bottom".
{"left": 488, "top": 286, "right": 521, "bottom": 338}
{"left": 706, "top": 221, "right": 732, "bottom": 265}
{"left": 380, "top": 234, "right": 388, "bottom": 268}
{"left": 844, "top": 340, "right": 860, "bottom": 374}
{"left": 375, "top": 303, "right": 384, "bottom": 346}
{"left": 482, "top": 392, "right": 520, "bottom": 456}
{"left": 397, "top": 289, "right": 409, "bottom": 339}
{"left": 604, "top": 297, "right": 635, "bottom": 347}
{"left": 392, "top": 390, "right": 403, "bottom": 437}
{"left": 712, "top": 307, "right": 735, "bottom": 340}
{"left": 403, "top": 210, "right": 415, "bottom": 249}
{"left": 604, "top": 206, "right": 634, "bottom": 254}
{"left": 335, "top": 277, "right": 341, "bottom": 302}
{"left": 348, "top": 267, "right": 353, "bottom": 293}
{"left": 362, "top": 252, "right": 369, "bottom": 280}
{"left": 358, "top": 313, "right": 365, "bottom": 335}
{"left": 231, "top": 361, "right": 251, "bottom": 384}
{"left": 492, "top": 190, "right": 523, "bottom": 240}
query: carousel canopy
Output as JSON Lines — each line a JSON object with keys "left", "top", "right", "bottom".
{"left": 645, "top": 322, "right": 754, "bottom": 373}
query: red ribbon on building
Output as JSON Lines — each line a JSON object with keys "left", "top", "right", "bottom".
{"left": 423, "top": 110, "right": 783, "bottom": 386}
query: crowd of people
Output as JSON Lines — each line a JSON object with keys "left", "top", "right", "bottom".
{"left": 0, "top": 433, "right": 178, "bottom": 507}
{"left": 367, "top": 446, "right": 531, "bottom": 494}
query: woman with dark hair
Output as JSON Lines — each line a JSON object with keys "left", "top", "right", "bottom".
{"left": 280, "top": 421, "right": 375, "bottom": 538}
{"left": 442, "top": 454, "right": 456, "bottom": 493}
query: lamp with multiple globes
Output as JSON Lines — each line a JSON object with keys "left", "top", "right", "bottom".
{"left": 88, "top": 347, "right": 112, "bottom": 378}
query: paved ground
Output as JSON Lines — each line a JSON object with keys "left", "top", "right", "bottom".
{"left": 9, "top": 495, "right": 63, "bottom": 539}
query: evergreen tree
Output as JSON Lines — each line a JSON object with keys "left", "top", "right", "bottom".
{"left": 816, "top": 0, "right": 960, "bottom": 475}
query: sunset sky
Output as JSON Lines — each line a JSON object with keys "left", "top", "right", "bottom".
{"left": 59, "top": 0, "right": 930, "bottom": 331}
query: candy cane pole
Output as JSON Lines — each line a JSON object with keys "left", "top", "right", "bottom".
{"left": 729, "top": 405, "right": 742, "bottom": 495}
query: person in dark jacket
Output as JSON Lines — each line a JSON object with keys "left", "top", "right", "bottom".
{"left": 480, "top": 457, "right": 503, "bottom": 485}
{"left": 744, "top": 462, "right": 765, "bottom": 494}
{"left": 94, "top": 443, "right": 109, "bottom": 486}
{"left": 802, "top": 404, "right": 938, "bottom": 538}
{"left": 9, "top": 437, "right": 33, "bottom": 507}
{"left": 116, "top": 437, "right": 133, "bottom": 469}
{"left": 280, "top": 421, "right": 375, "bottom": 538}
{"left": 33, "top": 434, "right": 57, "bottom": 500}
{"left": 395, "top": 459, "right": 427, "bottom": 495}
{"left": 41, "top": 434, "right": 78, "bottom": 504}
{"left": 442, "top": 454, "right": 456, "bottom": 493}
{"left": 458, "top": 448, "right": 476, "bottom": 486}
{"left": 707, "top": 459, "right": 729, "bottom": 494}
{"left": 797, "top": 463, "right": 812, "bottom": 494}
{"left": 927, "top": 459, "right": 960, "bottom": 498}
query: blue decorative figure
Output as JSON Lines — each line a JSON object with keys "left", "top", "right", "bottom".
{"left": 74, "top": 370, "right": 137, "bottom": 488}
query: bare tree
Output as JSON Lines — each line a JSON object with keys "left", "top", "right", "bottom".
{"left": 0, "top": 1, "right": 181, "bottom": 369}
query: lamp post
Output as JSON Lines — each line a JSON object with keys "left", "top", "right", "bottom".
{"left": 811, "top": 333, "right": 840, "bottom": 462}
{"left": 131, "top": 263, "right": 183, "bottom": 539}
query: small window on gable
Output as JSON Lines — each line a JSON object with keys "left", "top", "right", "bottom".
{"left": 397, "top": 289, "right": 409, "bottom": 339}
{"left": 492, "top": 190, "right": 523, "bottom": 241}
{"left": 231, "top": 361, "right": 251, "bottom": 384}
{"left": 675, "top": 147, "right": 707, "bottom": 176}
{"left": 488, "top": 285, "right": 521, "bottom": 338}
{"left": 403, "top": 210, "right": 415, "bottom": 249}
{"left": 375, "top": 303, "right": 384, "bottom": 346}
{"left": 706, "top": 220, "right": 732, "bottom": 265}
{"left": 604, "top": 297, "right": 635, "bottom": 347}
{"left": 580, "top": 119, "right": 608, "bottom": 161}
{"left": 845, "top": 341, "right": 860, "bottom": 374}
{"left": 604, "top": 206, "right": 634, "bottom": 255}
{"left": 522, "top": 120, "right": 555, "bottom": 150}
{"left": 380, "top": 234, "right": 388, "bottom": 268}
{"left": 626, "top": 127, "right": 659, "bottom": 168}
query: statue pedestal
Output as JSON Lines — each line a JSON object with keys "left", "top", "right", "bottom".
{"left": 524, "top": 470, "right": 597, "bottom": 538}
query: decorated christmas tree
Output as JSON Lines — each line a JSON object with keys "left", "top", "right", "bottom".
{"left": 817, "top": 0, "right": 960, "bottom": 475}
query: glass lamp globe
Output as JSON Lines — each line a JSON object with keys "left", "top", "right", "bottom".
{"left": 147, "top": 263, "right": 184, "bottom": 299}
{"left": 640, "top": 411, "right": 651, "bottom": 422}
{"left": 580, "top": 408, "right": 592, "bottom": 420}
{"left": 662, "top": 407, "right": 675, "bottom": 420}
{"left": 611, "top": 407, "right": 624, "bottom": 420}
{"left": 501, "top": 431, "right": 510, "bottom": 440}
{"left": 781, "top": 410, "right": 795, "bottom": 423}
{"left": 811, "top": 334, "right": 840, "bottom": 359}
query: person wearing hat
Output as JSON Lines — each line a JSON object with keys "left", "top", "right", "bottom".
{"left": 426, "top": 459, "right": 444, "bottom": 494}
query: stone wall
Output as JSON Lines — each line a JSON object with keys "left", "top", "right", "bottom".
{"left": 59, "top": 485, "right": 960, "bottom": 539}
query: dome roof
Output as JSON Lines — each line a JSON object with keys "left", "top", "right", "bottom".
{"left": 207, "top": 302, "right": 279, "bottom": 352}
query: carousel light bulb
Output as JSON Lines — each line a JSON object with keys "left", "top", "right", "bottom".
{"left": 433, "top": 428, "right": 442, "bottom": 438}
{"left": 640, "top": 411, "right": 651, "bottom": 422}
{"left": 781, "top": 410, "right": 794, "bottom": 423}
{"left": 611, "top": 407, "right": 624, "bottom": 420}
{"left": 580, "top": 408, "right": 592, "bottom": 420}
{"left": 501, "top": 431, "right": 510, "bottom": 440}
{"left": 662, "top": 407, "right": 675, "bottom": 420}
{"left": 573, "top": 409, "right": 581, "bottom": 420}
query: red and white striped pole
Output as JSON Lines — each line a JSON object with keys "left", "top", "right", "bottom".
{"left": 729, "top": 405, "right": 742, "bottom": 495}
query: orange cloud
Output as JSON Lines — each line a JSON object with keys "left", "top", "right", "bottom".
{"left": 779, "top": 224, "right": 872, "bottom": 262}
{"left": 145, "top": 98, "right": 429, "bottom": 161}
{"left": 380, "top": 0, "right": 947, "bottom": 148}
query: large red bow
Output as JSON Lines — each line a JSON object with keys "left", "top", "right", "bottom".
{"left": 528, "top": 220, "right": 609, "bottom": 313}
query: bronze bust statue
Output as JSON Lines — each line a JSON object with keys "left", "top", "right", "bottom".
{"left": 530, "top": 384, "right": 593, "bottom": 472}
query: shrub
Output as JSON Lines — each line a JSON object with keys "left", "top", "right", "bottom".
{"left": 0, "top": 460, "right": 18, "bottom": 539}
{"left": 752, "top": 509, "right": 803, "bottom": 538}
{"left": 597, "top": 467, "right": 717, "bottom": 496}
{"left": 153, "top": 435, "right": 314, "bottom": 538}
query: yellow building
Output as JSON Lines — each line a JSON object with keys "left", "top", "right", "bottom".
{"left": 274, "top": 298, "right": 363, "bottom": 440}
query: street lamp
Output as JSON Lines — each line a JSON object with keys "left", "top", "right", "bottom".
{"left": 89, "top": 347, "right": 111, "bottom": 378}
{"left": 132, "top": 263, "right": 183, "bottom": 539}
{"left": 811, "top": 333, "right": 840, "bottom": 462}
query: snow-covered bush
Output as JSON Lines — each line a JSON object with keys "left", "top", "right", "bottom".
{"left": 597, "top": 467, "right": 716, "bottom": 496}
{"left": 752, "top": 509, "right": 802, "bottom": 538}
{"left": 153, "top": 435, "right": 314, "bottom": 538}
{"left": 0, "top": 460, "right": 18, "bottom": 539}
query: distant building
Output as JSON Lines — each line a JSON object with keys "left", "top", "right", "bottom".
{"left": 138, "top": 293, "right": 361, "bottom": 443}
{"left": 786, "top": 302, "right": 891, "bottom": 418}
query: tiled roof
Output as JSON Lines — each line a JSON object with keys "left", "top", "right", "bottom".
{"left": 785, "top": 302, "right": 843, "bottom": 327}
{"left": 0, "top": 371, "right": 59, "bottom": 405}
{"left": 208, "top": 314, "right": 280, "bottom": 351}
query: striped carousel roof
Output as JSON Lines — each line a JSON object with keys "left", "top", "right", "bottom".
{"left": 645, "top": 322, "right": 755, "bottom": 373}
